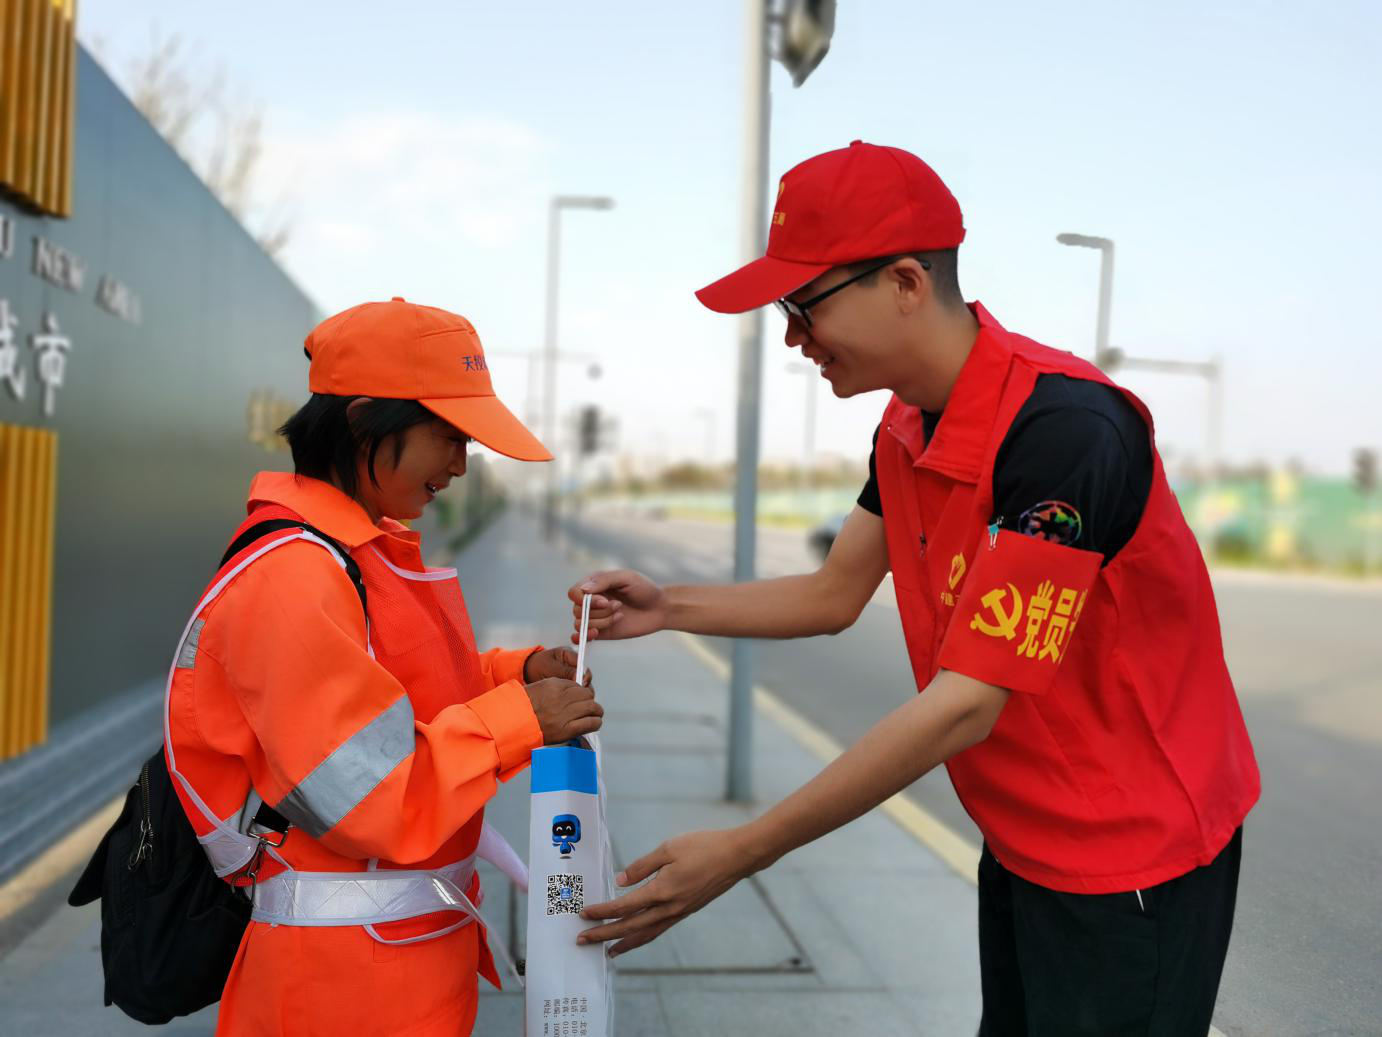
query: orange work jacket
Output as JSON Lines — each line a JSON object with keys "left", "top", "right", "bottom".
{"left": 166, "top": 472, "right": 543, "bottom": 1036}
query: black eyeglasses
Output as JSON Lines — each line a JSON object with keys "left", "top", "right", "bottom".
{"left": 774, "top": 256, "right": 930, "bottom": 327}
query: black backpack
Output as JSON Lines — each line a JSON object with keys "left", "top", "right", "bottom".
{"left": 67, "top": 520, "right": 366, "bottom": 1024}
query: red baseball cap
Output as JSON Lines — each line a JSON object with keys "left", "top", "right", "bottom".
{"left": 304, "top": 297, "right": 552, "bottom": 462}
{"left": 696, "top": 141, "right": 966, "bottom": 314}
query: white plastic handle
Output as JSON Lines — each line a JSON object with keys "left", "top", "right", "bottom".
{"left": 575, "top": 592, "right": 593, "bottom": 684}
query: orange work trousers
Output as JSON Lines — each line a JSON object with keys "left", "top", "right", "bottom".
{"left": 215, "top": 918, "right": 483, "bottom": 1035}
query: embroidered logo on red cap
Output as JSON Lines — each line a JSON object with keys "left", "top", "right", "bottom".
{"left": 696, "top": 141, "right": 967, "bottom": 314}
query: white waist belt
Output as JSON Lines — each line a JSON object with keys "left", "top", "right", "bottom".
{"left": 251, "top": 854, "right": 478, "bottom": 928}
{"left": 243, "top": 823, "right": 528, "bottom": 980}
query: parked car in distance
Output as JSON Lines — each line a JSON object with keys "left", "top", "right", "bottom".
{"left": 808, "top": 513, "right": 847, "bottom": 564}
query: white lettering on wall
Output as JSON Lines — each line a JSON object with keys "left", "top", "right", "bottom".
{"left": 0, "top": 298, "right": 24, "bottom": 401}
{"left": 31, "top": 236, "right": 86, "bottom": 292}
{"left": 96, "top": 275, "right": 142, "bottom": 324}
{"left": 30, "top": 312, "right": 71, "bottom": 417}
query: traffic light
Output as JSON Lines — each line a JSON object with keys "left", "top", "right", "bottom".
{"left": 578, "top": 405, "right": 600, "bottom": 457}
{"left": 778, "top": 0, "right": 837, "bottom": 87}
{"left": 1354, "top": 448, "right": 1377, "bottom": 496}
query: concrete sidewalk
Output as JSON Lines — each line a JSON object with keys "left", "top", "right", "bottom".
{"left": 0, "top": 511, "right": 982, "bottom": 1035}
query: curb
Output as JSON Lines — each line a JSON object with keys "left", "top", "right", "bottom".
{"left": 0, "top": 795, "right": 121, "bottom": 925}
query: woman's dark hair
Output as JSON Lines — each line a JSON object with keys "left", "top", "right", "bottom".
{"left": 278, "top": 394, "right": 434, "bottom": 498}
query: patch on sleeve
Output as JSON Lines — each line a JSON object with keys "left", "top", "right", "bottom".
{"left": 938, "top": 530, "right": 1101, "bottom": 694}
{"left": 1018, "top": 500, "right": 1083, "bottom": 546}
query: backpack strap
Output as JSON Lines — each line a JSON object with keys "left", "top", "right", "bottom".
{"left": 220, "top": 518, "right": 367, "bottom": 615}
{"left": 215, "top": 517, "right": 369, "bottom": 842}
{"left": 249, "top": 800, "right": 291, "bottom": 840}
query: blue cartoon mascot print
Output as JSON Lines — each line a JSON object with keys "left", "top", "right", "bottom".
{"left": 552, "top": 814, "right": 581, "bottom": 858}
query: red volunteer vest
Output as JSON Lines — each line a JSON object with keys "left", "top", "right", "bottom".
{"left": 877, "top": 303, "right": 1259, "bottom": 894}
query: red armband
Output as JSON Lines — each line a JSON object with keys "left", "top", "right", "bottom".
{"left": 938, "top": 529, "right": 1101, "bottom": 695}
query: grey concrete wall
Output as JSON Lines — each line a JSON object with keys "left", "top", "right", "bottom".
{"left": 0, "top": 48, "right": 318, "bottom": 729}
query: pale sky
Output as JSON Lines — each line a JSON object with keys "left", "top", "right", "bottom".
{"left": 80, "top": 1, "right": 1382, "bottom": 475}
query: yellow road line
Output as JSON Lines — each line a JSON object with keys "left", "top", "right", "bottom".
{"left": 0, "top": 796, "right": 122, "bottom": 922}
{"left": 675, "top": 631, "right": 981, "bottom": 883}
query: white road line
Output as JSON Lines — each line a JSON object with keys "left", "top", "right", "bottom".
{"left": 1210, "top": 566, "right": 1382, "bottom": 597}
{"left": 674, "top": 629, "right": 1228, "bottom": 1037}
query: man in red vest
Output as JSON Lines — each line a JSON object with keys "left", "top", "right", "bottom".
{"left": 570, "top": 141, "right": 1259, "bottom": 1035}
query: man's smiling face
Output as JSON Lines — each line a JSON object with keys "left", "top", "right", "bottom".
{"left": 779, "top": 260, "right": 913, "bottom": 399}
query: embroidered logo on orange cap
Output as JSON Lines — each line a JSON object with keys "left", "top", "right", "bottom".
{"left": 304, "top": 296, "right": 551, "bottom": 462}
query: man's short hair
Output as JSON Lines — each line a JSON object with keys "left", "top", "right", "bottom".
{"left": 853, "top": 248, "right": 963, "bottom": 310}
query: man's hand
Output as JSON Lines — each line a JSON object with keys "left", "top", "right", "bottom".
{"left": 524, "top": 647, "right": 593, "bottom": 687}
{"left": 575, "top": 670, "right": 1007, "bottom": 954}
{"left": 567, "top": 570, "right": 668, "bottom": 644}
{"left": 577, "top": 827, "right": 760, "bottom": 956}
{"left": 525, "top": 678, "right": 603, "bottom": 745}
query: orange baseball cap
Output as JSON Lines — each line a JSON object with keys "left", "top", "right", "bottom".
{"left": 304, "top": 297, "right": 552, "bottom": 462}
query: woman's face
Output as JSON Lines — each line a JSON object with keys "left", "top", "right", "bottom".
{"left": 356, "top": 419, "right": 469, "bottom": 522}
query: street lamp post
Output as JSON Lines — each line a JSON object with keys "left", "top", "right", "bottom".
{"left": 1058, "top": 232, "right": 1224, "bottom": 551}
{"left": 544, "top": 195, "right": 613, "bottom": 542}
{"left": 1055, "top": 233, "right": 1117, "bottom": 369}
{"left": 725, "top": 0, "right": 836, "bottom": 802}
{"left": 489, "top": 349, "right": 601, "bottom": 434}
{"left": 724, "top": 0, "right": 774, "bottom": 803}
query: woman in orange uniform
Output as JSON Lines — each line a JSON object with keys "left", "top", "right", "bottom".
{"left": 164, "top": 297, "right": 601, "bottom": 1035}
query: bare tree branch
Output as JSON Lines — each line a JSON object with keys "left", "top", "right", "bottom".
{"left": 118, "top": 29, "right": 293, "bottom": 257}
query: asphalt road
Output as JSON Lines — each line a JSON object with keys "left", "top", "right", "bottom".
{"left": 560, "top": 504, "right": 1382, "bottom": 1037}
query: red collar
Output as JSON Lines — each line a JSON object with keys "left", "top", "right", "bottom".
{"left": 886, "top": 301, "right": 1015, "bottom": 482}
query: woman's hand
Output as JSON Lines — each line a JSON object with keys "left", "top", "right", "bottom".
{"left": 524, "top": 678, "right": 603, "bottom": 744}
{"left": 567, "top": 570, "right": 669, "bottom": 643}
{"left": 524, "top": 647, "right": 592, "bottom": 687}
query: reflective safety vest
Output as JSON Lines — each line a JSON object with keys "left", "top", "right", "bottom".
{"left": 876, "top": 303, "right": 1260, "bottom": 894}
{"left": 165, "top": 488, "right": 542, "bottom": 987}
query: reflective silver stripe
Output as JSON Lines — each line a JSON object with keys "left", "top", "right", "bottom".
{"left": 246, "top": 826, "right": 525, "bottom": 978}
{"left": 250, "top": 856, "right": 477, "bottom": 927}
{"left": 197, "top": 788, "right": 271, "bottom": 877}
{"left": 274, "top": 695, "right": 415, "bottom": 838}
{"left": 166, "top": 531, "right": 319, "bottom": 835}
{"left": 198, "top": 825, "right": 259, "bottom": 877}
{"left": 176, "top": 618, "right": 206, "bottom": 669}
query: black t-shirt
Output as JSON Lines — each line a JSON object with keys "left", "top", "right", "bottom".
{"left": 856, "top": 374, "right": 1153, "bottom": 564}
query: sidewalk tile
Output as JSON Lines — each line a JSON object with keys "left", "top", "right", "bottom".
{"left": 0, "top": 513, "right": 981, "bottom": 1035}
{"left": 658, "top": 989, "right": 920, "bottom": 1036}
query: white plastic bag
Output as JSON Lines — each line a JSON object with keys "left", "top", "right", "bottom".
{"left": 524, "top": 735, "right": 613, "bottom": 1035}
{"left": 523, "top": 593, "right": 613, "bottom": 1035}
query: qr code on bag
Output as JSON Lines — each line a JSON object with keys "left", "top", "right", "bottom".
{"left": 546, "top": 874, "right": 584, "bottom": 916}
